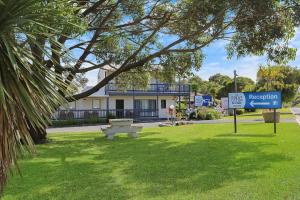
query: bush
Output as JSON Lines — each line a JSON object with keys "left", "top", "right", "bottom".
{"left": 236, "top": 109, "right": 244, "bottom": 115}
{"left": 176, "top": 112, "right": 184, "bottom": 120}
{"left": 197, "top": 111, "right": 207, "bottom": 120}
{"left": 189, "top": 111, "right": 196, "bottom": 119}
{"left": 51, "top": 117, "right": 107, "bottom": 127}
{"left": 108, "top": 112, "right": 116, "bottom": 119}
{"left": 197, "top": 108, "right": 221, "bottom": 120}
{"left": 244, "top": 108, "right": 256, "bottom": 113}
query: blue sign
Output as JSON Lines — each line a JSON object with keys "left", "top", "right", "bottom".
{"left": 195, "top": 95, "right": 213, "bottom": 107}
{"left": 228, "top": 91, "right": 282, "bottom": 109}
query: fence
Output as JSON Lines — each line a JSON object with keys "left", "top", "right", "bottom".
{"left": 52, "top": 109, "right": 159, "bottom": 120}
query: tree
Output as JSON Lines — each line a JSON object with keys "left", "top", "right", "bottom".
{"left": 209, "top": 73, "right": 232, "bottom": 85}
{"left": 17, "top": 0, "right": 299, "bottom": 103}
{"left": 256, "top": 65, "right": 300, "bottom": 102}
{"left": 43, "top": 0, "right": 299, "bottom": 102}
{"left": 217, "top": 76, "right": 255, "bottom": 98}
{"left": 189, "top": 76, "right": 204, "bottom": 96}
{"left": 0, "top": 0, "right": 76, "bottom": 193}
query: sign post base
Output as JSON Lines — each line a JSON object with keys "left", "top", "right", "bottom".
{"left": 274, "top": 109, "right": 276, "bottom": 134}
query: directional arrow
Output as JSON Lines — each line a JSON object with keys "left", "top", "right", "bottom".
{"left": 250, "top": 101, "right": 270, "bottom": 107}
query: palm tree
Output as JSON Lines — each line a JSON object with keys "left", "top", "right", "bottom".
{"left": 0, "top": 0, "right": 70, "bottom": 192}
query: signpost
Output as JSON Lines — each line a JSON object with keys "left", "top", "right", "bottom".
{"left": 221, "top": 97, "right": 229, "bottom": 110}
{"left": 194, "top": 95, "right": 213, "bottom": 107}
{"left": 228, "top": 91, "right": 282, "bottom": 133}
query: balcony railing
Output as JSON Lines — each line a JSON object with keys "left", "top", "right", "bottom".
{"left": 105, "top": 83, "right": 190, "bottom": 96}
{"left": 52, "top": 109, "right": 159, "bottom": 120}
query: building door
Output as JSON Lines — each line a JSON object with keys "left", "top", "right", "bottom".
{"left": 116, "top": 99, "right": 124, "bottom": 118}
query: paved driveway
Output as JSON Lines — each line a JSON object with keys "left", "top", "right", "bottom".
{"left": 291, "top": 107, "right": 300, "bottom": 125}
{"left": 47, "top": 118, "right": 296, "bottom": 134}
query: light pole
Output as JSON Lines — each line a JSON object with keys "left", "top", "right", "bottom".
{"left": 233, "top": 70, "right": 238, "bottom": 133}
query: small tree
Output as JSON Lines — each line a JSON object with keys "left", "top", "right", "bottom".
{"left": 256, "top": 65, "right": 300, "bottom": 102}
{"left": 217, "top": 77, "right": 255, "bottom": 99}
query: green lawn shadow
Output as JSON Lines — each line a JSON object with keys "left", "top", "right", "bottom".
{"left": 215, "top": 133, "right": 275, "bottom": 138}
{"left": 4, "top": 131, "right": 291, "bottom": 199}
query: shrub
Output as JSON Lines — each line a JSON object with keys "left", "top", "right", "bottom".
{"left": 244, "top": 108, "right": 256, "bottom": 112}
{"left": 236, "top": 109, "right": 244, "bottom": 115}
{"left": 84, "top": 111, "right": 91, "bottom": 118}
{"left": 197, "top": 111, "right": 206, "bottom": 120}
{"left": 108, "top": 112, "right": 116, "bottom": 119}
{"left": 197, "top": 108, "right": 221, "bottom": 120}
{"left": 51, "top": 118, "right": 107, "bottom": 127}
{"left": 189, "top": 111, "right": 196, "bottom": 119}
{"left": 176, "top": 112, "right": 183, "bottom": 120}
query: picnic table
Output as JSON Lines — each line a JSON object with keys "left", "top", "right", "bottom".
{"left": 101, "top": 119, "right": 143, "bottom": 140}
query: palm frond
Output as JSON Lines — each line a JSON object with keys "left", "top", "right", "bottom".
{"left": 0, "top": 0, "right": 72, "bottom": 192}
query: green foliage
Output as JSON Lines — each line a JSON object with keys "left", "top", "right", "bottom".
{"left": 51, "top": 118, "right": 106, "bottom": 127}
{"left": 293, "top": 94, "right": 300, "bottom": 107}
{"left": 73, "top": 0, "right": 300, "bottom": 100}
{"left": 0, "top": 0, "right": 76, "bottom": 191}
{"left": 256, "top": 65, "right": 300, "bottom": 102}
{"left": 226, "top": 0, "right": 299, "bottom": 64}
{"left": 197, "top": 108, "right": 221, "bottom": 120}
{"left": 209, "top": 73, "right": 232, "bottom": 85}
{"left": 217, "top": 76, "right": 255, "bottom": 99}
{"left": 108, "top": 112, "right": 116, "bottom": 119}
{"left": 236, "top": 109, "right": 244, "bottom": 115}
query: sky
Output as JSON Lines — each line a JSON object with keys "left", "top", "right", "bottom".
{"left": 84, "top": 28, "right": 300, "bottom": 86}
{"left": 199, "top": 28, "right": 300, "bottom": 81}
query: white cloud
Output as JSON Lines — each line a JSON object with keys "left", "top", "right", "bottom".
{"left": 198, "top": 55, "right": 265, "bottom": 81}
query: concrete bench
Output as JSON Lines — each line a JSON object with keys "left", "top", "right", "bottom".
{"left": 101, "top": 119, "right": 143, "bottom": 140}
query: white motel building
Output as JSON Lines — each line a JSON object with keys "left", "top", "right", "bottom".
{"left": 54, "top": 69, "right": 191, "bottom": 121}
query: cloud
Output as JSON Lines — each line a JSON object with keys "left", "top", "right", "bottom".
{"left": 198, "top": 55, "right": 265, "bottom": 81}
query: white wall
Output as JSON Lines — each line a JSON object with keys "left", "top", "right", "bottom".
{"left": 59, "top": 95, "right": 176, "bottom": 119}
{"left": 108, "top": 96, "right": 134, "bottom": 109}
{"left": 158, "top": 97, "right": 176, "bottom": 118}
{"left": 107, "top": 95, "right": 176, "bottom": 118}
{"left": 60, "top": 97, "right": 107, "bottom": 110}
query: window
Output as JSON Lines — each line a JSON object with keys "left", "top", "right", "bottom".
{"left": 161, "top": 100, "right": 166, "bottom": 109}
{"left": 92, "top": 99, "right": 100, "bottom": 109}
{"left": 134, "top": 99, "right": 157, "bottom": 110}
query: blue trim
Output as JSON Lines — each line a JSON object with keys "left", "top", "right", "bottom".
{"left": 105, "top": 83, "right": 190, "bottom": 96}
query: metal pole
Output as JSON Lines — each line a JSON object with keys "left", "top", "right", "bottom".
{"left": 274, "top": 109, "right": 276, "bottom": 134}
{"left": 178, "top": 77, "right": 181, "bottom": 111}
{"left": 234, "top": 70, "right": 238, "bottom": 133}
{"left": 188, "top": 85, "right": 191, "bottom": 109}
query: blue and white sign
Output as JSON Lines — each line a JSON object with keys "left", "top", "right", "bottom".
{"left": 228, "top": 91, "right": 282, "bottom": 109}
{"left": 195, "top": 95, "right": 213, "bottom": 107}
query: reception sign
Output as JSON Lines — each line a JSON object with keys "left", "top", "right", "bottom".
{"left": 228, "top": 92, "right": 282, "bottom": 109}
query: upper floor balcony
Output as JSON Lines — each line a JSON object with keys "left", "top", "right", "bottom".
{"left": 105, "top": 83, "right": 190, "bottom": 96}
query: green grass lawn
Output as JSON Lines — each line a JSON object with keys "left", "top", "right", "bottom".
{"left": 3, "top": 123, "right": 300, "bottom": 200}
{"left": 223, "top": 108, "right": 295, "bottom": 120}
